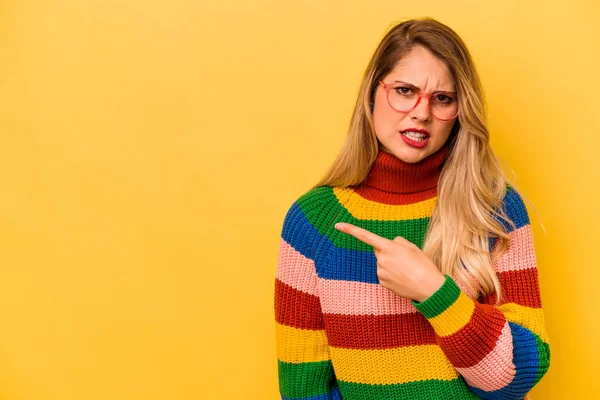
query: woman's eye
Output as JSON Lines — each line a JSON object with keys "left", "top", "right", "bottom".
{"left": 394, "top": 86, "right": 412, "bottom": 95}
{"left": 434, "top": 94, "right": 454, "bottom": 104}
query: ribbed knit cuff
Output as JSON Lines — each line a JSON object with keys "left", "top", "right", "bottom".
{"left": 411, "top": 274, "right": 461, "bottom": 319}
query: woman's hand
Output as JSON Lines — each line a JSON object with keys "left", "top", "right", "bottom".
{"left": 334, "top": 222, "right": 446, "bottom": 302}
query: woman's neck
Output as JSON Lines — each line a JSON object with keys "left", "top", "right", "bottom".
{"left": 354, "top": 142, "right": 450, "bottom": 205}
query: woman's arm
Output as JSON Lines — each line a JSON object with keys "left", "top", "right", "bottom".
{"left": 274, "top": 198, "right": 342, "bottom": 400}
{"left": 412, "top": 188, "right": 551, "bottom": 400}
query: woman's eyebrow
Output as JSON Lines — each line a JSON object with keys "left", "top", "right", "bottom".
{"left": 392, "top": 80, "right": 456, "bottom": 93}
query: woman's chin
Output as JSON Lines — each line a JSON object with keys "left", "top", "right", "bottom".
{"left": 388, "top": 145, "right": 428, "bottom": 163}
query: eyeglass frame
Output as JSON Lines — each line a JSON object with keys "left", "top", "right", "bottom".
{"left": 378, "top": 80, "right": 459, "bottom": 121}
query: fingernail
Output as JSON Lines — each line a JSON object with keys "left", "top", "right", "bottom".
{"left": 335, "top": 223, "right": 344, "bottom": 230}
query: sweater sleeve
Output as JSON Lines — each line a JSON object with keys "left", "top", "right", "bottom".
{"left": 274, "top": 199, "right": 342, "bottom": 400}
{"left": 411, "top": 188, "right": 551, "bottom": 400}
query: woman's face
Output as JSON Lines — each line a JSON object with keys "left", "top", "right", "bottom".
{"left": 372, "top": 45, "right": 457, "bottom": 163}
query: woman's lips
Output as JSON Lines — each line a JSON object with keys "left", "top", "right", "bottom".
{"left": 401, "top": 128, "right": 429, "bottom": 135}
{"left": 400, "top": 131, "right": 429, "bottom": 148}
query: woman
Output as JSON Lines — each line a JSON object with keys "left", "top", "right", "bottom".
{"left": 274, "top": 17, "right": 550, "bottom": 400}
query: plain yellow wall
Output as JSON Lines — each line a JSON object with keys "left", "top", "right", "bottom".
{"left": 0, "top": 0, "right": 598, "bottom": 399}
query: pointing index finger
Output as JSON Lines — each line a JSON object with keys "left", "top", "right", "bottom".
{"left": 334, "top": 222, "right": 390, "bottom": 251}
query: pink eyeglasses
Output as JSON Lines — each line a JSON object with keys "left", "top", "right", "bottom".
{"left": 379, "top": 80, "right": 459, "bottom": 121}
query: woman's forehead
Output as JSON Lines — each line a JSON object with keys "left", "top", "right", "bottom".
{"left": 386, "top": 46, "right": 455, "bottom": 91}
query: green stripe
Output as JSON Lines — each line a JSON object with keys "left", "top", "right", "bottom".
{"left": 412, "top": 274, "right": 461, "bottom": 318}
{"left": 338, "top": 376, "right": 482, "bottom": 399}
{"left": 278, "top": 359, "right": 336, "bottom": 399}
{"left": 533, "top": 338, "right": 551, "bottom": 386}
{"left": 298, "top": 187, "right": 433, "bottom": 250}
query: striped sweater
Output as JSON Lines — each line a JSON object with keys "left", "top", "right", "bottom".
{"left": 273, "top": 145, "right": 551, "bottom": 400}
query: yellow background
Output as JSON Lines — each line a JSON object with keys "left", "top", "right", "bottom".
{"left": 0, "top": 0, "right": 597, "bottom": 398}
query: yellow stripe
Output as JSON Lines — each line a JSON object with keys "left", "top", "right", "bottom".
{"left": 333, "top": 187, "right": 437, "bottom": 221}
{"left": 275, "top": 322, "right": 331, "bottom": 363}
{"left": 425, "top": 296, "right": 550, "bottom": 344}
{"left": 329, "top": 344, "right": 458, "bottom": 384}
{"left": 428, "top": 292, "right": 475, "bottom": 337}
{"left": 498, "top": 303, "right": 550, "bottom": 343}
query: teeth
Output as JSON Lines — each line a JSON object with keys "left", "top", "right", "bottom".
{"left": 403, "top": 131, "right": 427, "bottom": 140}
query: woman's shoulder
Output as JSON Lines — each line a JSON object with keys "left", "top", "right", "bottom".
{"left": 295, "top": 185, "right": 336, "bottom": 207}
{"left": 499, "top": 183, "right": 530, "bottom": 229}
{"left": 488, "top": 184, "right": 532, "bottom": 251}
{"left": 280, "top": 186, "right": 340, "bottom": 257}
{"left": 288, "top": 185, "right": 348, "bottom": 213}
{"left": 281, "top": 186, "right": 341, "bottom": 232}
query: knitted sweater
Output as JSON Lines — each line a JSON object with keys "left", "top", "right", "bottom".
{"left": 273, "top": 144, "right": 551, "bottom": 400}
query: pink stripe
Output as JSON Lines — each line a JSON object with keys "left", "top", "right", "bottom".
{"left": 491, "top": 225, "right": 537, "bottom": 273}
{"left": 319, "top": 271, "right": 478, "bottom": 315}
{"left": 276, "top": 238, "right": 319, "bottom": 296}
{"left": 319, "top": 278, "right": 414, "bottom": 315}
{"left": 455, "top": 321, "right": 515, "bottom": 391}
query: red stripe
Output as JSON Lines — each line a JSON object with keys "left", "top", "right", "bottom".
{"left": 438, "top": 303, "right": 507, "bottom": 368}
{"left": 353, "top": 185, "right": 438, "bottom": 205}
{"left": 480, "top": 268, "right": 542, "bottom": 308}
{"left": 274, "top": 278, "right": 324, "bottom": 329}
{"left": 323, "top": 312, "right": 437, "bottom": 348}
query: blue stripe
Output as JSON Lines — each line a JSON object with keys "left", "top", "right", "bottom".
{"left": 317, "top": 235, "right": 378, "bottom": 282}
{"left": 281, "top": 385, "right": 343, "bottom": 400}
{"left": 489, "top": 187, "right": 531, "bottom": 252}
{"left": 500, "top": 188, "right": 530, "bottom": 230}
{"left": 281, "top": 201, "right": 325, "bottom": 262}
{"left": 468, "top": 322, "right": 540, "bottom": 399}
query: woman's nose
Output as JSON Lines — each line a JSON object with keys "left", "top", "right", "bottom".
{"left": 410, "top": 95, "right": 432, "bottom": 121}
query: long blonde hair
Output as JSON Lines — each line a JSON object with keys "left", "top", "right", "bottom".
{"left": 311, "top": 17, "right": 541, "bottom": 304}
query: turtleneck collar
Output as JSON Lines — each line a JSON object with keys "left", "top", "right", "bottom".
{"left": 353, "top": 141, "right": 450, "bottom": 205}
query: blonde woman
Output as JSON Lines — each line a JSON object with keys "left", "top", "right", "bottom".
{"left": 274, "top": 17, "right": 550, "bottom": 400}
